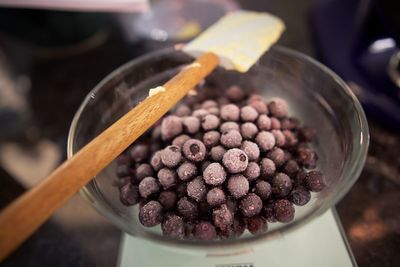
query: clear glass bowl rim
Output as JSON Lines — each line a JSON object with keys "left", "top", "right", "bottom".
{"left": 67, "top": 45, "right": 369, "bottom": 250}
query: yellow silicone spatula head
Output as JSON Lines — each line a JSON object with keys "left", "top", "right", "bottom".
{"left": 184, "top": 10, "right": 285, "bottom": 72}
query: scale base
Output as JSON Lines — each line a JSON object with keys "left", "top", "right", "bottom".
{"left": 118, "top": 209, "right": 356, "bottom": 267}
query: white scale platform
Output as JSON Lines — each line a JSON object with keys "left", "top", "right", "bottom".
{"left": 118, "top": 209, "right": 356, "bottom": 267}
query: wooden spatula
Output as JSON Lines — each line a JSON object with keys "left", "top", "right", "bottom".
{"left": 0, "top": 11, "right": 284, "bottom": 261}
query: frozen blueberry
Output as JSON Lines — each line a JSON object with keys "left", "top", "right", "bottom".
{"left": 226, "top": 197, "right": 238, "bottom": 214}
{"left": 220, "top": 129, "right": 243, "bottom": 148}
{"left": 297, "top": 142, "right": 309, "bottom": 149}
{"left": 248, "top": 94, "right": 264, "bottom": 102}
{"left": 295, "top": 170, "right": 308, "bottom": 186}
{"left": 255, "top": 131, "right": 275, "bottom": 152}
{"left": 162, "top": 214, "right": 185, "bottom": 239}
{"left": 257, "top": 114, "right": 271, "bottom": 131}
{"left": 187, "top": 176, "right": 207, "bottom": 202}
{"left": 297, "top": 147, "right": 318, "bottom": 168}
{"left": 288, "top": 186, "right": 311, "bottom": 206}
{"left": 217, "top": 97, "right": 230, "bottom": 106}
{"left": 187, "top": 93, "right": 199, "bottom": 105}
{"left": 160, "top": 145, "right": 182, "bottom": 168}
{"left": 222, "top": 148, "right": 248, "bottom": 173}
{"left": 298, "top": 126, "right": 316, "bottom": 142}
{"left": 161, "top": 115, "right": 183, "bottom": 140}
{"left": 193, "top": 221, "right": 216, "bottom": 240}
{"left": 158, "top": 190, "right": 178, "bottom": 210}
{"left": 139, "top": 177, "right": 160, "bottom": 198}
{"left": 289, "top": 117, "right": 301, "bottom": 129}
{"left": 213, "top": 204, "right": 234, "bottom": 230}
{"left": 120, "top": 184, "right": 140, "bottom": 206}
{"left": 241, "top": 141, "right": 260, "bottom": 161}
{"left": 184, "top": 93, "right": 198, "bottom": 107}
{"left": 268, "top": 97, "right": 289, "bottom": 118}
{"left": 136, "top": 164, "right": 154, "bottom": 181}
{"left": 192, "top": 108, "right": 209, "bottom": 119}
{"left": 193, "top": 132, "right": 204, "bottom": 141}
{"left": 304, "top": 170, "right": 326, "bottom": 192}
{"left": 203, "top": 162, "right": 227, "bottom": 186}
{"left": 244, "top": 162, "right": 261, "bottom": 181}
{"left": 203, "top": 131, "right": 221, "bottom": 147}
{"left": 240, "top": 122, "right": 258, "bottom": 140}
{"left": 283, "top": 151, "right": 293, "bottom": 162}
{"left": 227, "top": 175, "right": 249, "bottom": 199}
{"left": 183, "top": 116, "right": 200, "bottom": 134}
{"left": 218, "top": 223, "right": 234, "bottom": 239}
{"left": 226, "top": 85, "right": 246, "bottom": 102}
{"left": 254, "top": 180, "right": 272, "bottom": 200}
{"left": 201, "top": 114, "right": 220, "bottom": 131}
{"left": 281, "top": 117, "right": 300, "bottom": 130}
{"left": 234, "top": 216, "right": 247, "bottom": 237}
{"left": 182, "top": 139, "right": 207, "bottom": 162}
{"left": 271, "top": 173, "right": 293, "bottom": 197}
{"left": 177, "top": 162, "right": 197, "bottom": 181}
{"left": 262, "top": 202, "right": 277, "bottom": 223}
{"left": 150, "top": 143, "right": 162, "bottom": 153}
{"left": 283, "top": 160, "right": 300, "bottom": 177}
{"left": 117, "top": 154, "right": 131, "bottom": 165}
{"left": 249, "top": 100, "right": 268, "bottom": 114}
{"left": 260, "top": 158, "right": 276, "bottom": 177}
{"left": 206, "top": 188, "right": 226, "bottom": 207}
{"left": 200, "top": 86, "right": 219, "bottom": 100}
{"left": 207, "top": 105, "right": 219, "bottom": 114}
{"left": 150, "top": 151, "right": 164, "bottom": 172}
{"left": 116, "top": 165, "right": 131, "bottom": 178}
{"left": 220, "top": 121, "right": 240, "bottom": 132}
{"left": 220, "top": 104, "right": 240, "bottom": 121}
{"left": 175, "top": 105, "right": 192, "bottom": 117}
{"left": 176, "top": 183, "right": 187, "bottom": 198}
{"left": 240, "top": 193, "right": 263, "bottom": 217}
{"left": 177, "top": 197, "right": 198, "bottom": 221}
{"left": 273, "top": 199, "right": 295, "bottom": 223}
{"left": 271, "top": 130, "right": 285, "bottom": 147}
{"left": 201, "top": 100, "right": 218, "bottom": 109}
{"left": 172, "top": 134, "right": 191, "bottom": 148}
{"left": 139, "top": 200, "right": 163, "bottom": 227}
{"left": 282, "top": 130, "right": 298, "bottom": 147}
{"left": 267, "top": 147, "right": 286, "bottom": 167}
{"left": 210, "top": 145, "right": 226, "bottom": 161}
{"left": 130, "top": 144, "right": 150, "bottom": 163}
{"left": 152, "top": 125, "right": 162, "bottom": 140}
{"left": 198, "top": 201, "right": 212, "bottom": 220}
{"left": 157, "top": 168, "right": 177, "bottom": 190}
{"left": 247, "top": 216, "right": 267, "bottom": 235}
{"left": 201, "top": 161, "right": 212, "bottom": 172}
{"left": 240, "top": 106, "right": 258, "bottom": 122}
{"left": 115, "top": 176, "right": 131, "bottom": 189}
{"left": 280, "top": 118, "right": 291, "bottom": 130}
{"left": 270, "top": 117, "right": 281, "bottom": 129}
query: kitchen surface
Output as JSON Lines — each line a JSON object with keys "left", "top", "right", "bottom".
{"left": 0, "top": 0, "right": 399, "bottom": 266}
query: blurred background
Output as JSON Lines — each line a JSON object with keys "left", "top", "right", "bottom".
{"left": 0, "top": 0, "right": 399, "bottom": 266}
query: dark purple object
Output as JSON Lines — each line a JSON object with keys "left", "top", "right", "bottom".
{"left": 139, "top": 201, "right": 163, "bottom": 227}
{"left": 239, "top": 193, "right": 263, "bottom": 217}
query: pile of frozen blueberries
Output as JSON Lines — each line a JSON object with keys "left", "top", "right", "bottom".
{"left": 115, "top": 84, "right": 326, "bottom": 240}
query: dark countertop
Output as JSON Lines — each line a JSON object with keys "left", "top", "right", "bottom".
{"left": 0, "top": 1, "right": 399, "bottom": 266}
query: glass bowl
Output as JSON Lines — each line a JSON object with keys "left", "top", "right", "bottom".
{"left": 67, "top": 46, "right": 369, "bottom": 252}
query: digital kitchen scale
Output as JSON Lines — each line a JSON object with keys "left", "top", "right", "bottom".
{"left": 118, "top": 209, "right": 356, "bottom": 267}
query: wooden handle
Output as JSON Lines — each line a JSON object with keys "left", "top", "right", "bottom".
{"left": 0, "top": 52, "right": 219, "bottom": 261}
